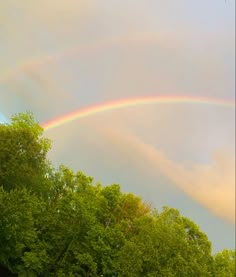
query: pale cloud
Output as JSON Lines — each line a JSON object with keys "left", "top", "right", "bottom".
{"left": 0, "top": 0, "right": 234, "bottom": 252}
{"left": 45, "top": 115, "right": 235, "bottom": 224}
{"left": 1, "top": 0, "right": 235, "bottom": 222}
{"left": 0, "top": 32, "right": 181, "bottom": 84}
{"left": 1, "top": 0, "right": 97, "bottom": 34}
{"left": 0, "top": 0, "right": 97, "bottom": 74}
{"left": 0, "top": 66, "right": 78, "bottom": 121}
{"left": 101, "top": 128, "right": 235, "bottom": 223}
{"left": 101, "top": 35, "right": 234, "bottom": 100}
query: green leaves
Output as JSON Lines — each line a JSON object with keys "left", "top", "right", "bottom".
{"left": 0, "top": 112, "right": 235, "bottom": 276}
{"left": 213, "top": 249, "right": 236, "bottom": 277}
{"left": 0, "top": 112, "right": 51, "bottom": 194}
{"left": 0, "top": 188, "right": 46, "bottom": 274}
{"left": 115, "top": 207, "right": 214, "bottom": 276}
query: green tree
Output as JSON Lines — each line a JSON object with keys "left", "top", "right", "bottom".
{"left": 213, "top": 249, "right": 236, "bottom": 277}
{"left": 116, "top": 207, "right": 213, "bottom": 276}
{"left": 0, "top": 112, "right": 51, "bottom": 195}
{"left": 0, "top": 187, "right": 48, "bottom": 275}
{"left": 0, "top": 112, "right": 234, "bottom": 276}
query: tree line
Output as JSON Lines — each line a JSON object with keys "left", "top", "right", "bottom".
{"left": 0, "top": 113, "right": 235, "bottom": 276}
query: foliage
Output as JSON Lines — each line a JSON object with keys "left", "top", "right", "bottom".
{"left": 0, "top": 112, "right": 51, "bottom": 195}
{"left": 213, "top": 249, "right": 236, "bottom": 277}
{"left": 0, "top": 113, "right": 235, "bottom": 276}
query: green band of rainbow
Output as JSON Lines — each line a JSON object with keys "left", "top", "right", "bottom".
{"left": 42, "top": 95, "right": 235, "bottom": 131}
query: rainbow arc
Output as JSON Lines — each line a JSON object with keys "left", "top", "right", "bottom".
{"left": 42, "top": 95, "right": 235, "bottom": 131}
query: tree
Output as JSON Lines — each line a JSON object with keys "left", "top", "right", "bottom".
{"left": 116, "top": 207, "right": 213, "bottom": 276}
{"left": 213, "top": 249, "right": 236, "bottom": 277}
{"left": 0, "top": 112, "right": 51, "bottom": 195}
{"left": 0, "top": 112, "right": 235, "bottom": 276}
{"left": 0, "top": 188, "right": 48, "bottom": 275}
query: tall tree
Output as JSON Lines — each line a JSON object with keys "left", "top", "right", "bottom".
{"left": 0, "top": 112, "right": 51, "bottom": 194}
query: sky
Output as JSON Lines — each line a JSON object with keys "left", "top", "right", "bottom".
{"left": 0, "top": 0, "right": 235, "bottom": 252}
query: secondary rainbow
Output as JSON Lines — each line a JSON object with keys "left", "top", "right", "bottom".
{"left": 0, "top": 33, "right": 169, "bottom": 84}
{"left": 42, "top": 95, "right": 235, "bottom": 131}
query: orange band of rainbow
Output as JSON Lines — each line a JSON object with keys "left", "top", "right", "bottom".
{"left": 42, "top": 95, "right": 235, "bottom": 131}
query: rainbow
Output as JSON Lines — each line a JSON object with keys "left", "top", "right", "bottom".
{"left": 42, "top": 95, "right": 235, "bottom": 131}
{"left": 0, "top": 33, "right": 171, "bottom": 84}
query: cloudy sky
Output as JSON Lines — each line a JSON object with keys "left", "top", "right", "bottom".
{"left": 0, "top": 0, "right": 235, "bottom": 252}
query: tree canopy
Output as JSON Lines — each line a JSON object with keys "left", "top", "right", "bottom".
{"left": 0, "top": 113, "right": 235, "bottom": 276}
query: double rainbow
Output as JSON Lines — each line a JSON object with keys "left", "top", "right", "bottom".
{"left": 42, "top": 95, "right": 235, "bottom": 131}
